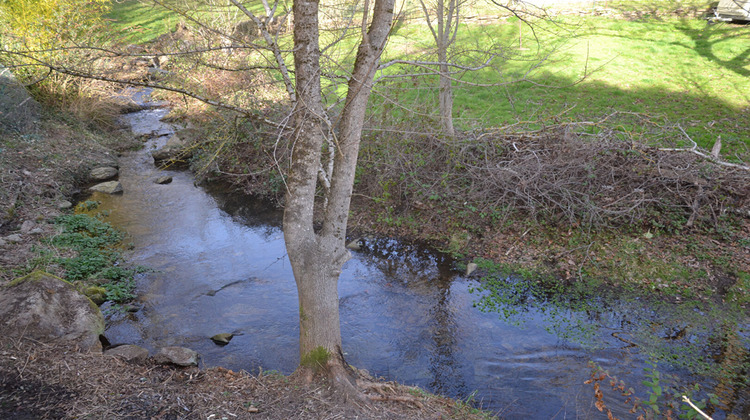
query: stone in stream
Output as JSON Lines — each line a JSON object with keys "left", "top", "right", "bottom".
{"left": 346, "top": 239, "right": 362, "bottom": 251}
{"left": 211, "top": 333, "right": 234, "bottom": 346}
{"left": 155, "top": 175, "right": 173, "bottom": 184}
{"left": 151, "top": 134, "right": 191, "bottom": 163}
{"left": 89, "top": 181, "right": 123, "bottom": 194}
{"left": 465, "top": 262, "right": 478, "bottom": 276}
{"left": 153, "top": 346, "right": 199, "bottom": 367}
{"left": 89, "top": 166, "right": 119, "bottom": 181}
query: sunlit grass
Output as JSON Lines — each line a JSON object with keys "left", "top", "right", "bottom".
{"left": 107, "top": 1, "right": 750, "bottom": 160}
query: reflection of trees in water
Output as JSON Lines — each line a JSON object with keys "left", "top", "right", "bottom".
{"left": 359, "top": 238, "right": 469, "bottom": 397}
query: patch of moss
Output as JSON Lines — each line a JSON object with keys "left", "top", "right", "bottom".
{"left": 300, "top": 346, "right": 331, "bottom": 371}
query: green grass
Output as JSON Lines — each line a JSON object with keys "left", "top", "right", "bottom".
{"left": 377, "top": 15, "right": 750, "bottom": 160}
{"left": 106, "top": 1, "right": 750, "bottom": 160}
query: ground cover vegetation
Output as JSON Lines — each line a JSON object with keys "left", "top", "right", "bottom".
{"left": 1, "top": 0, "right": 748, "bottom": 417}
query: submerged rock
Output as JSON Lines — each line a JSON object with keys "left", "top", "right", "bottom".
{"left": 0, "top": 271, "right": 105, "bottom": 351}
{"left": 154, "top": 346, "right": 199, "bottom": 367}
{"left": 211, "top": 333, "right": 234, "bottom": 345}
{"left": 89, "top": 181, "right": 123, "bottom": 194}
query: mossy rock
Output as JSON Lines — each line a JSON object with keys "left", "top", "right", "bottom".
{"left": 0, "top": 270, "right": 105, "bottom": 351}
{"left": 83, "top": 285, "right": 108, "bottom": 305}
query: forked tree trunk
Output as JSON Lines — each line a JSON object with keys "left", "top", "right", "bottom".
{"left": 285, "top": 0, "right": 395, "bottom": 390}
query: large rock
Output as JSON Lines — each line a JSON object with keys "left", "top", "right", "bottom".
{"left": 153, "top": 346, "right": 199, "bottom": 367}
{"left": 89, "top": 166, "right": 119, "bottom": 181}
{"left": 0, "top": 271, "right": 104, "bottom": 351}
{"left": 0, "top": 65, "right": 41, "bottom": 134}
{"left": 89, "top": 181, "right": 123, "bottom": 194}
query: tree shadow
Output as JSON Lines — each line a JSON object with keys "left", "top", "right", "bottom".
{"left": 673, "top": 19, "right": 750, "bottom": 78}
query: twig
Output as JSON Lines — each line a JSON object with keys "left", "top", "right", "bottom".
{"left": 682, "top": 396, "right": 713, "bottom": 420}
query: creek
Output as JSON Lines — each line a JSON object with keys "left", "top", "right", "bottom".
{"left": 90, "top": 90, "right": 748, "bottom": 418}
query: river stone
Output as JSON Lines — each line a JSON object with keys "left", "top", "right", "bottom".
{"left": 90, "top": 166, "right": 119, "bottom": 181}
{"left": 105, "top": 344, "right": 149, "bottom": 364}
{"left": 58, "top": 200, "right": 73, "bottom": 210}
{"left": 153, "top": 346, "right": 199, "bottom": 367}
{"left": 89, "top": 181, "right": 123, "bottom": 194}
{"left": 211, "top": 333, "right": 234, "bottom": 345}
{"left": 0, "top": 271, "right": 104, "bottom": 351}
{"left": 346, "top": 239, "right": 362, "bottom": 251}
{"left": 465, "top": 262, "right": 478, "bottom": 276}
{"left": 0, "top": 65, "right": 41, "bottom": 134}
{"left": 155, "top": 175, "right": 173, "bottom": 184}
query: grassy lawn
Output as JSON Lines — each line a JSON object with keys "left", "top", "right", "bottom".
{"left": 106, "top": 1, "right": 750, "bottom": 161}
{"left": 382, "top": 14, "right": 750, "bottom": 160}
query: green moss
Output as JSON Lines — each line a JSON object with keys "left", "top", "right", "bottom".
{"left": 6, "top": 270, "right": 67, "bottom": 287}
{"left": 300, "top": 346, "right": 331, "bottom": 371}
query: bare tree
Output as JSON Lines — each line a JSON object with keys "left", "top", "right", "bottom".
{"left": 418, "top": 0, "right": 464, "bottom": 136}
{"left": 285, "top": 0, "right": 394, "bottom": 391}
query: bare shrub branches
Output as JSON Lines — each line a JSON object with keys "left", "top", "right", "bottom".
{"left": 357, "top": 116, "right": 749, "bottom": 231}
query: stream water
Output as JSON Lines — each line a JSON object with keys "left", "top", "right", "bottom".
{"left": 88, "top": 91, "right": 748, "bottom": 418}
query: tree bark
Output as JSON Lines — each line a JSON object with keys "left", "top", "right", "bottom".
{"left": 285, "top": 0, "right": 395, "bottom": 389}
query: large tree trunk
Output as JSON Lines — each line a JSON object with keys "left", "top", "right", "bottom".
{"left": 285, "top": 0, "right": 395, "bottom": 391}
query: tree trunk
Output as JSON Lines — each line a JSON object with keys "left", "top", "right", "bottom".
{"left": 438, "top": 61, "right": 455, "bottom": 137}
{"left": 285, "top": 0, "right": 395, "bottom": 391}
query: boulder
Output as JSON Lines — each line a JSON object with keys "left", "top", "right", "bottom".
{"left": 0, "top": 271, "right": 104, "bottom": 351}
{"left": 89, "top": 181, "right": 123, "bottom": 194}
{"left": 151, "top": 134, "right": 191, "bottom": 163}
{"left": 90, "top": 166, "right": 119, "bottom": 181}
{"left": 153, "top": 346, "right": 199, "bottom": 367}
{"left": 0, "top": 65, "right": 41, "bottom": 134}
{"left": 105, "top": 344, "right": 149, "bottom": 364}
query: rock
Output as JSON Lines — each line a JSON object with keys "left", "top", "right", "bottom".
{"left": 0, "top": 65, "right": 41, "bottom": 134}
{"left": 0, "top": 271, "right": 105, "bottom": 351}
{"left": 147, "top": 67, "right": 171, "bottom": 80}
{"left": 211, "top": 333, "right": 234, "bottom": 345}
{"left": 29, "top": 228, "right": 44, "bottom": 235}
{"left": 20, "top": 220, "right": 35, "bottom": 233}
{"left": 105, "top": 344, "right": 149, "bottom": 364}
{"left": 151, "top": 135, "right": 192, "bottom": 163}
{"left": 89, "top": 181, "right": 123, "bottom": 194}
{"left": 58, "top": 200, "right": 73, "bottom": 210}
{"left": 153, "top": 346, "right": 199, "bottom": 367}
{"left": 346, "top": 239, "right": 362, "bottom": 251}
{"left": 83, "top": 285, "right": 108, "bottom": 305}
{"left": 4, "top": 234, "right": 22, "bottom": 243}
{"left": 465, "top": 262, "right": 478, "bottom": 276}
{"left": 90, "top": 166, "right": 119, "bottom": 181}
{"left": 155, "top": 176, "right": 173, "bottom": 184}
{"left": 0, "top": 238, "right": 6, "bottom": 247}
